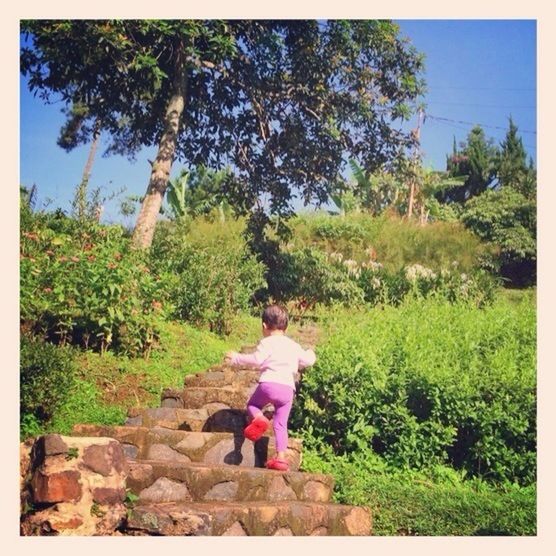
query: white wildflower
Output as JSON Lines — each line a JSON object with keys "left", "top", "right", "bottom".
{"left": 343, "top": 258, "right": 361, "bottom": 277}
{"left": 405, "top": 264, "right": 437, "bottom": 282}
{"left": 365, "top": 260, "right": 383, "bottom": 272}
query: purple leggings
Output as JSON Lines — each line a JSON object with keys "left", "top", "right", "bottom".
{"left": 247, "top": 382, "right": 294, "bottom": 453}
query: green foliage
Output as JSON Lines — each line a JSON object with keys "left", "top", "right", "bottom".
{"left": 262, "top": 213, "right": 497, "bottom": 309}
{"left": 292, "top": 297, "right": 536, "bottom": 485}
{"left": 166, "top": 165, "right": 233, "bottom": 221}
{"left": 441, "top": 125, "right": 499, "bottom": 203}
{"left": 262, "top": 246, "right": 364, "bottom": 310}
{"left": 358, "top": 264, "right": 498, "bottom": 308}
{"left": 21, "top": 20, "right": 425, "bottom": 242}
{"left": 150, "top": 218, "right": 265, "bottom": 334}
{"left": 300, "top": 446, "right": 536, "bottom": 536}
{"left": 65, "top": 447, "right": 79, "bottom": 460}
{"left": 20, "top": 209, "right": 162, "bottom": 355}
{"left": 20, "top": 335, "right": 77, "bottom": 438}
{"left": 496, "top": 117, "right": 535, "bottom": 198}
{"left": 30, "top": 316, "right": 260, "bottom": 438}
{"left": 462, "top": 187, "right": 536, "bottom": 286}
{"left": 47, "top": 377, "right": 127, "bottom": 436}
{"left": 289, "top": 212, "right": 489, "bottom": 274}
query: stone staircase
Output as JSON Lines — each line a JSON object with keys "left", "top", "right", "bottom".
{"left": 70, "top": 334, "right": 372, "bottom": 536}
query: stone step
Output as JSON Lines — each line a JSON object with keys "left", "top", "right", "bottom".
{"left": 125, "top": 500, "right": 371, "bottom": 536}
{"left": 126, "top": 406, "right": 277, "bottom": 435}
{"left": 184, "top": 367, "right": 302, "bottom": 389}
{"left": 126, "top": 459, "right": 334, "bottom": 504}
{"left": 126, "top": 407, "right": 249, "bottom": 434}
{"left": 184, "top": 368, "right": 260, "bottom": 388}
{"left": 72, "top": 424, "right": 302, "bottom": 471}
{"left": 162, "top": 385, "right": 256, "bottom": 411}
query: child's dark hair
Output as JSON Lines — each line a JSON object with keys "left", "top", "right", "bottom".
{"left": 262, "top": 304, "right": 289, "bottom": 331}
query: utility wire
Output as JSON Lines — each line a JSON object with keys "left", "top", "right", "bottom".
{"left": 426, "top": 114, "right": 537, "bottom": 135}
{"left": 427, "top": 117, "right": 538, "bottom": 149}
{"left": 426, "top": 85, "right": 535, "bottom": 92}
{"left": 424, "top": 118, "right": 537, "bottom": 151}
{"left": 426, "top": 100, "right": 536, "bottom": 110}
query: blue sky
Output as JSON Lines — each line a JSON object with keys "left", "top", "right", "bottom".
{"left": 19, "top": 19, "right": 537, "bottom": 225}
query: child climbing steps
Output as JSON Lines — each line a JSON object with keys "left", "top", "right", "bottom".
{"left": 225, "top": 305, "right": 316, "bottom": 471}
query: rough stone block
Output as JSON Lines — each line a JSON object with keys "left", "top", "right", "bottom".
{"left": 139, "top": 477, "right": 192, "bottom": 504}
{"left": 82, "top": 441, "right": 126, "bottom": 476}
{"left": 147, "top": 444, "right": 191, "bottom": 463}
{"left": 32, "top": 469, "right": 82, "bottom": 504}
{"left": 93, "top": 487, "right": 126, "bottom": 505}
{"left": 22, "top": 435, "right": 129, "bottom": 536}
{"left": 126, "top": 503, "right": 211, "bottom": 536}
{"left": 203, "top": 481, "right": 239, "bottom": 501}
{"left": 42, "top": 434, "right": 69, "bottom": 456}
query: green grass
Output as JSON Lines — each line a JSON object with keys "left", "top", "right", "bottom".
{"left": 289, "top": 212, "right": 490, "bottom": 273}
{"left": 33, "top": 313, "right": 262, "bottom": 436}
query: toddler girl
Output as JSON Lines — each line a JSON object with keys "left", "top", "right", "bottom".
{"left": 225, "top": 304, "right": 316, "bottom": 471}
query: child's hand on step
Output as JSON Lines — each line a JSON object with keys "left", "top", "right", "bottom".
{"left": 224, "top": 351, "right": 237, "bottom": 363}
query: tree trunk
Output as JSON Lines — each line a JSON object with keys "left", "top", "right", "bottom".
{"left": 407, "top": 179, "right": 416, "bottom": 219}
{"left": 82, "top": 121, "right": 100, "bottom": 184}
{"left": 406, "top": 109, "right": 424, "bottom": 220}
{"left": 72, "top": 122, "right": 101, "bottom": 221}
{"left": 132, "top": 67, "right": 187, "bottom": 249}
{"left": 419, "top": 202, "right": 426, "bottom": 225}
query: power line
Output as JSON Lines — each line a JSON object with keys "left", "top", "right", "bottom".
{"left": 426, "top": 114, "right": 537, "bottom": 135}
{"left": 425, "top": 115, "right": 537, "bottom": 150}
{"left": 426, "top": 100, "right": 536, "bottom": 110}
{"left": 427, "top": 85, "right": 535, "bottom": 92}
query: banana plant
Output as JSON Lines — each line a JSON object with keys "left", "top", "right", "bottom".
{"left": 166, "top": 170, "right": 190, "bottom": 220}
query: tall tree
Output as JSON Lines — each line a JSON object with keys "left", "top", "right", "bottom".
{"left": 439, "top": 125, "right": 498, "bottom": 204}
{"left": 497, "top": 116, "right": 535, "bottom": 198}
{"left": 21, "top": 20, "right": 425, "bottom": 247}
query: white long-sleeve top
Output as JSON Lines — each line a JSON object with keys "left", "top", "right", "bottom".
{"left": 230, "top": 334, "right": 316, "bottom": 390}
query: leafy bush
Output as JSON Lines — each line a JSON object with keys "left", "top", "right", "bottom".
{"left": 358, "top": 263, "right": 498, "bottom": 308}
{"left": 461, "top": 187, "right": 536, "bottom": 287}
{"left": 151, "top": 219, "right": 265, "bottom": 334}
{"left": 20, "top": 334, "right": 77, "bottom": 438}
{"left": 20, "top": 209, "right": 162, "bottom": 356}
{"left": 265, "top": 247, "right": 365, "bottom": 310}
{"left": 300, "top": 446, "right": 536, "bottom": 536}
{"left": 292, "top": 297, "right": 536, "bottom": 485}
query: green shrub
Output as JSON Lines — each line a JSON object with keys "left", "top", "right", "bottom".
{"left": 20, "top": 209, "right": 162, "bottom": 356}
{"left": 151, "top": 218, "right": 265, "bottom": 335}
{"left": 292, "top": 297, "right": 536, "bottom": 485}
{"left": 20, "top": 335, "right": 77, "bottom": 438}
{"left": 300, "top": 446, "right": 536, "bottom": 536}
{"left": 461, "top": 187, "right": 536, "bottom": 287}
{"left": 358, "top": 263, "right": 498, "bottom": 308}
{"left": 265, "top": 247, "right": 365, "bottom": 310}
